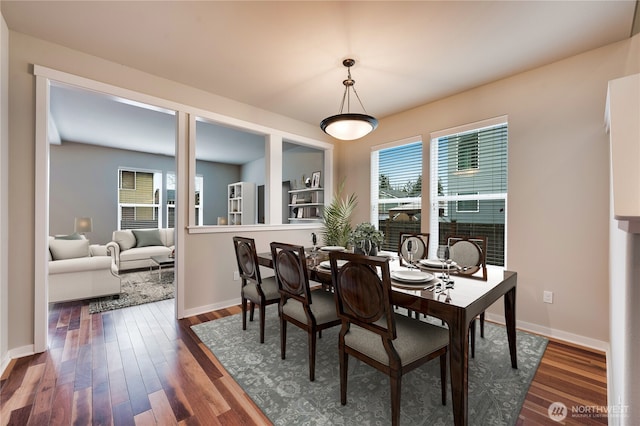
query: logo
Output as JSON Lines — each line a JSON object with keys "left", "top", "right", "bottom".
{"left": 548, "top": 402, "right": 568, "bottom": 422}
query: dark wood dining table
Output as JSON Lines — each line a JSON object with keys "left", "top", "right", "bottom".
{"left": 257, "top": 250, "right": 517, "bottom": 426}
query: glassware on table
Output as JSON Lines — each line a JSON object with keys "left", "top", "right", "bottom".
{"left": 361, "top": 239, "right": 372, "bottom": 256}
{"left": 436, "top": 245, "right": 448, "bottom": 279}
{"left": 406, "top": 239, "right": 415, "bottom": 269}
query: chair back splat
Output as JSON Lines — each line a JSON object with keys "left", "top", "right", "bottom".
{"left": 398, "top": 232, "right": 430, "bottom": 267}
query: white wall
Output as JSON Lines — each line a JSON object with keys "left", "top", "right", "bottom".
{"left": 336, "top": 34, "right": 640, "bottom": 349}
{"left": 607, "top": 72, "right": 640, "bottom": 425}
{"left": 0, "top": 11, "right": 9, "bottom": 374}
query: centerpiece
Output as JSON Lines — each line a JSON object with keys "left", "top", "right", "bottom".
{"left": 350, "top": 222, "right": 384, "bottom": 256}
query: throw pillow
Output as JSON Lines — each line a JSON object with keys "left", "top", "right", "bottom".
{"left": 113, "top": 230, "right": 136, "bottom": 251}
{"left": 132, "top": 229, "right": 164, "bottom": 248}
{"left": 55, "top": 232, "right": 83, "bottom": 240}
{"left": 49, "top": 239, "right": 90, "bottom": 261}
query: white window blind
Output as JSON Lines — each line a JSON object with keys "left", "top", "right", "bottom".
{"left": 430, "top": 119, "right": 507, "bottom": 266}
{"left": 118, "top": 169, "right": 162, "bottom": 230}
{"left": 371, "top": 139, "right": 423, "bottom": 251}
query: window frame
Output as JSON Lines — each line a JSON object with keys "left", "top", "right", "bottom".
{"left": 117, "top": 167, "right": 163, "bottom": 230}
{"left": 370, "top": 136, "right": 424, "bottom": 251}
{"left": 429, "top": 116, "right": 508, "bottom": 266}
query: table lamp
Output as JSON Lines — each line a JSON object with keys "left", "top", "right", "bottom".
{"left": 74, "top": 217, "right": 93, "bottom": 235}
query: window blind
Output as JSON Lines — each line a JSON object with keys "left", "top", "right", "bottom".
{"left": 431, "top": 121, "right": 507, "bottom": 266}
{"left": 371, "top": 140, "right": 423, "bottom": 250}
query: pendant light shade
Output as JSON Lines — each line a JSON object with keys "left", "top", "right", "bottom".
{"left": 320, "top": 59, "right": 378, "bottom": 140}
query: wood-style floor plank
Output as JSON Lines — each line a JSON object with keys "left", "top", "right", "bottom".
{"left": 1, "top": 298, "right": 607, "bottom": 425}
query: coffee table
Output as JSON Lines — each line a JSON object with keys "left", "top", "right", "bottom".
{"left": 150, "top": 255, "right": 175, "bottom": 279}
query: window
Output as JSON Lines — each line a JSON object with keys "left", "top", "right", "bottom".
{"left": 456, "top": 192, "right": 479, "bottom": 213}
{"left": 165, "top": 173, "right": 202, "bottom": 228}
{"left": 371, "top": 139, "right": 423, "bottom": 251}
{"left": 430, "top": 118, "right": 507, "bottom": 266}
{"left": 118, "top": 168, "right": 162, "bottom": 230}
{"left": 457, "top": 133, "right": 479, "bottom": 171}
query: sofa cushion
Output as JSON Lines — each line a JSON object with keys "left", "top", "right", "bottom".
{"left": 162, "top": 229, "right": 175, "bottom": 247}
{"left": 49, "top": 256, "right": 112, "bottom": 274}
{"left": 120, "top": 245, "right": 172, "bottom": 262}
{"left": 113, "top": 230, "right": 136, "bottom": 251}
{"left": 49, "top": 239, "right": 90, "bottom": 261}
{"left": 133, "top": 229, "right": 164, "bottom": 247}
{"left": 55, "top": 232, "right": 84, "bottom": 240}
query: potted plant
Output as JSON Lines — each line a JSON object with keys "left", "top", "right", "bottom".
{"left": 350, "top": 222, "right": 384, "bottom": 256}
{"left": 321, "top": 181, "right": 358, "bottom": 247}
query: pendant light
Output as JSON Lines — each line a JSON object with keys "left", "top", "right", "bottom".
{"left": 320, "top": 59, "right": 378, "bottom": 140}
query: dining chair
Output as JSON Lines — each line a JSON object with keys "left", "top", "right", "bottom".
{"left": 447, "top": 235, "right": 488, "bottom": 357}
{"left": 232, "top": 236, "right": 280, "bottom": 344}
{"left": 270, "top": 242, "right": 341, "bottom": 381}
{"left": 397, "top": 232, "right": 430, "bottom": 267}
{"left": 329, "top": 251, "right": 449, "bottom": 426}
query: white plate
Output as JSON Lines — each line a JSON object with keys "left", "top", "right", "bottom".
{"left": 319, "top": 259, "right": 348, "bottom": 269}
{"left": 419, "top": 259, "right": 458, "bottom": 268}
{"left": 392, "top": 278, "right": 440, "bottom": 290}
{"left": 391, "top": 270, "right": 434, "bottom": 283}
{"left": 320, "top": 246, "right": 345, "bottom": 252}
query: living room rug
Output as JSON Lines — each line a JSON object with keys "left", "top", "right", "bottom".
{"left": 88, "top": 269, "right": 174, "bottom": 314}
{"left": 192, "top": 307, "right": 548, "bottom": 425}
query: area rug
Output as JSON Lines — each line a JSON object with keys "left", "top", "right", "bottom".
{"left": 192, "top": 307, "right": 548, "bottom": 425}
{"left": 88, "top": 269, "right": 174, "bottom": 314}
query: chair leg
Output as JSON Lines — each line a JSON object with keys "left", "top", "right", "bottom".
{"left": 309, "top": 328, "right": 317, "bottom": 381}
{"left": 480, "top": 312, "right": 485, "bottom": 338}
{"left": 259, "top": 304, "right": 266, "bottom": 344}
{"left": 470, "top": 319, "right": 476, "bottom": 358}
{"left": 249, "top": 301, "right": 255, "bottom": 322}
{"left": 340, "top": 349, "right": 348, "bottom": 405}
{"left": 390, "top": 373, "right": 401, "bottom": 426}
{"left": 241, "top": 297, "right": 248, "bottom": 331}
{"left": 280, "top": 318, "right": 287, "bottom": 360}
{"left": 439, "top": 353, "right": 447, "bottom": 405}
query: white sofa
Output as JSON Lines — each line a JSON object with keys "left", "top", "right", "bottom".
{"left": 107, "top": 228, "right": 174, "bottom": 273}
{"left": 48, "top": 236, "right": 121, "bottom": 303}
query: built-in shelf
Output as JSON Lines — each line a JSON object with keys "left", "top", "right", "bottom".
{"left": 228, "top": 182, "right": 256, "bottom": 225}
{"left": 288, "top": 187, "right": 324, "bottom": 223}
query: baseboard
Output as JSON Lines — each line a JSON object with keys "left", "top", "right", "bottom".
{"left": 0, "top": 350, "right": 10, "bottom": 377}
{"left": 181, "top": 297, "right": 241, "bottom": 319}
{"left": 484, "top": 312, "right": 610, "bottom": 353}
{"left": 0, "top": 344, "right": 35, "bottom": 377}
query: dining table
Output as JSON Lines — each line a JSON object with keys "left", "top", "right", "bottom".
{"left": 257, "top": 248, "right": 517, "bottom": 426}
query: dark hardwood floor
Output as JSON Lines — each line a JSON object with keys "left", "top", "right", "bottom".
{"left": 1, "top": 299, "right": 607, "bottom": 425}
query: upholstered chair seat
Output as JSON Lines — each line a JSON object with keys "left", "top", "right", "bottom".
{"left": 243, "top": 276, "right": 280, "bottom": 303}
{"left": 344, "top": 316, "right": 449, "bottom": 367}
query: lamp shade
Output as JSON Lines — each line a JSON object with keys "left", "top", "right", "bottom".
{"left": 74, "top": 217, "right": 93, "bottom": 233}
{"left": 320, "top": 113, "right": 378, "bottom": 141}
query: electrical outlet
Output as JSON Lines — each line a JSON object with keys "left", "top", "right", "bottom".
{"left": 543, "top": 291, "right": 553, "bottom": 304}
{"left": 233, "top": 271, "right": 240, "bottom": 281}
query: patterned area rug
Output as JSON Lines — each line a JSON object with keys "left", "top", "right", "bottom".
{"left": 192, "top": 307, "right": 547, "bottom": 426}
{"left": 88, "top": 269, "right": 174, "bottom": 314}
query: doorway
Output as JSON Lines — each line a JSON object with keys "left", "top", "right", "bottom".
{"left": 34, "top": 66, "right": 187, "bottom": 351}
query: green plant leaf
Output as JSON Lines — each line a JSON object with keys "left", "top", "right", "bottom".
{"left": 321, "top": 181, "right": 357, "bottom": 247}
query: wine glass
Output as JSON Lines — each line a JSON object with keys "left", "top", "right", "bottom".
{"left": 362, "top": 239, "right": 372, "bottom": 256}
{"left": 437, "top": 245, "right": 448, "bottom": 279}
{"left": 406, "top": 239, "right": 415, "bottom": 269}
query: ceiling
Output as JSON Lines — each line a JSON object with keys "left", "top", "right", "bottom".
{"left": 2, "top": 1, "right": 637, "bottom": 162}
